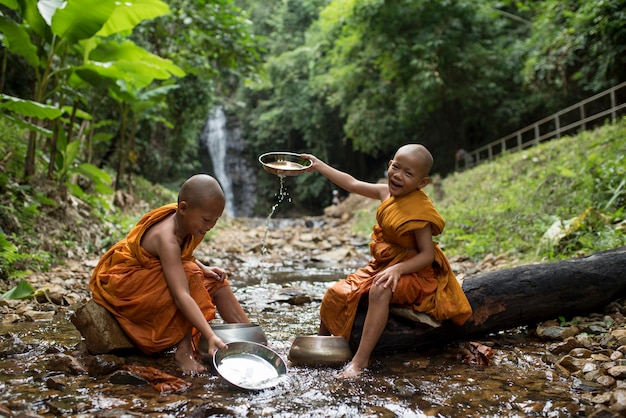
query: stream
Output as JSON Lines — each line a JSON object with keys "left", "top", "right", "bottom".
{"left": 0, "top": 216, "right": 616, "bottom": 417}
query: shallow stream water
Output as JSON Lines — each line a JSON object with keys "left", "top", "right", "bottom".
{"left": 0, "top": 258, "right": 590, "bottom": 417}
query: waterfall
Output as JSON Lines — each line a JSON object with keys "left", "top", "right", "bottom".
{"left": 201, "top": 107, "right": 235, "bottom": 216}
{"left": 200, "top": 106, "right": 257, "bottom": 217}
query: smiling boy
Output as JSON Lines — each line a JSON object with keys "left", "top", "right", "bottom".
{"left": 302, "top": 144, "right": 472, "bottom": 378}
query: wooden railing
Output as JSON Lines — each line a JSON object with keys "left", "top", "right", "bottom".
{"left": 455, "top": 81, "right": 626, "bottom": 170}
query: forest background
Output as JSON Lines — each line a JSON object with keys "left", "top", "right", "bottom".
{"left": 0, "top": 0, "right": 625, "bottom": 287}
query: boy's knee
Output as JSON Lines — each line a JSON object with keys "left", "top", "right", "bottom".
{"left": 368, "top": 285, "right": 392, "bottom": 303}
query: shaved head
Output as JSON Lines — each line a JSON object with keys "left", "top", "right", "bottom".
{"left": 395, "top": 144, "right": 434, "bottom": 177}
{"left": 178, "top": 174, "right": 225, "bottom": 209}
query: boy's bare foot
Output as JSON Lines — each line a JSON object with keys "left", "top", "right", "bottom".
{"left": 175, "top": 349, "right": 206, "bottom": 375}
{"left": 336, "top": 362, "right": 365, "bottom": 379}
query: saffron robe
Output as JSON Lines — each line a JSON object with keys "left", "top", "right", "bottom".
{"left": 320, "top": 190, "right": 473, "bottom": 340}
{"left": 90, "top": 203, "right": 228, "bottom": 354}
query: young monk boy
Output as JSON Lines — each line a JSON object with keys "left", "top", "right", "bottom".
{"left": 90, "top": 174, "right": 250, "bottom": 375}
{"left": 301, "top": 144, "right": 472, "bottom": 378}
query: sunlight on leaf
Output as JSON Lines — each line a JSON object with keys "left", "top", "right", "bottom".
{"left": 1, "top": 279, "right": 35, "bottom": 300}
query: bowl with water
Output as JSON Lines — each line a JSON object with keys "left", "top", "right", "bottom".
{"left": 259, "top": 152, "right": 312, "bottom": 176}
{"left": 213, "top": 341, "right": 288, "bottom": 391}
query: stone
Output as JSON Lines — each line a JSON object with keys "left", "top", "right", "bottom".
{"left": 610, "top": 389, "right": 626, "bottom": 414}
{"left": 70, "top": 299, "right": 135, "bottom": 354}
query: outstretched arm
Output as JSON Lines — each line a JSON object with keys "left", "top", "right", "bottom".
{"left": 301, "top": 153, "right": 388, "bottom": 201}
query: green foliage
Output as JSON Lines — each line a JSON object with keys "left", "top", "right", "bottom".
{"left": 523, "top": 0, "right": 626, "bottom": 94}
{"left": 0, "top": 232, "right": 29, "bottom": 281}
{"left": 0, "top": 278, "right": 35, "bottom": 299}
{"left": 349, "top": 118, "right": 626, "bottom": 263}
{"left": 434, "top": 118, "right": 626, "bottom": 262}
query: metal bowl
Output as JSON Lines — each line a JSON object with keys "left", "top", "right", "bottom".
{"left": 288, "top": 335, "right": 352, "bottom": 367}
{"left": 258, "top": 152, "right": 312, "bottom": 177}
{"left": 199, "top": 323, "right": 268, "bottom": 363}
{"left": 213, "top": 341, "right": 288, "bottom": 391}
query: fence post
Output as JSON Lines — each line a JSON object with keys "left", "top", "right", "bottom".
{"left": 611, "top": 88, "right": 616, "bottom": 122}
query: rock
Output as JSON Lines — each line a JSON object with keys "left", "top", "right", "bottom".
{"left": 608, "top": 366, "right": 626, "bottom": 379}
{"left": 70, "top": 299, "right": 135, "bottom": 354}
{"left": 45, "top": 375, "right": 67, "bottom": 391}
{"left": 108, "top": 370, "right": 150, "bottom": 386}
{"left": 46, "top": 354, "right": 87, "bottom": 375}
{"left": 611, "top": 389, "right": 626, "bottom": 414}
{"left": 23, "top": 310, "right": 56, "bottom": 321}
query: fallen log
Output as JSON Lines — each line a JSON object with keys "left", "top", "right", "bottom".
{"left": 350, "top": 246, "right": 626, "bottom": 353}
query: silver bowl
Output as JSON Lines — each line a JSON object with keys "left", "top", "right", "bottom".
{"left": 288, "top": 335, "right": 352, "bottom": 367}
{"left": 199, "top": 323, "right": 268, "bottom": 362}
{"left": 213, "top": 341, "right": 288, "bottom": 391}
{"left": 258, "top": 152, "right": 312, "bottom": 177}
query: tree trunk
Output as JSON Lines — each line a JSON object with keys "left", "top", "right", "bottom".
{"left": 350, "top": 246, "right": 626, "bottom": 354}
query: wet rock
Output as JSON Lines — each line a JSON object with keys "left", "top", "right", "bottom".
{"left": 23, "top": 310, "right": 56, "bottom": 321}
{"left": 108, "top": 370, "right": 150, "bottom": 386}
{"left": 572, "top": 377, "right": 604, "bottom": 393}
{"left": 88, "top": 354, "right": 125, "bottom": 377}
{"left": 46, "top": 353, "right": 87, "bottom": 375}
{"left": 70, "top": 299, "right": 135, "bottom": 354}
{"left": 275, "top": 287, "right": 312, "bottom": 305}
{"left": 548, "top": 337, "right": 583, "bottom": 355}
{"left": 0, "top": 334, "right": 32, "bottom": 356}
{"left": 44, "top": 375, "right": 67, "bottom": 391}
{"left": 536, "top": 322, "right": 579, "bottom": 341}
{"left": 588, "top": 405, "right": 622, "bottom": 418}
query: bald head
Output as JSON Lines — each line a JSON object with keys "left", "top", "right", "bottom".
{"left": 178, "top": 174, "right": 225, "bottom": 209}
{"left": 395, "top": 144, "right": 434, "bottom": 177}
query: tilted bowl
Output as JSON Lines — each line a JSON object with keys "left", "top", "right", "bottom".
{"left": 258, "top": 152, "right": 312, "bottom": 177}
{"left": 213, "top": 341, "right": 288, "bottom": 391}
{"left": 288, "top": 335, "right": 352, "bottom": 367}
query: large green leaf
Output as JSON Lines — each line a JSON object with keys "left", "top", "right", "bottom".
{"left": 0, "top": 114, "right": 53, "bottom": 137}
{"left": 90, "top": 40, "right": 185, "bottom": 78}
{"left": 0, "top": 15, "right": 39, "bottom": 67}
{"left": 0, "top": 279, "right": 35, "bottom": 300}
{"left": 0, "top": 0, "right": 18, "bottom": 9}
{"left": 97, "top": 0, "right": 171, "bottom": 37}
{"left": 0, "top": 94, "right": 63, "bottom": 119}
{"left": 73, "top": 63, "right": 128, "bottom": 88}
{"left": 50, "top": 0, "right": 117, "bottom": 43}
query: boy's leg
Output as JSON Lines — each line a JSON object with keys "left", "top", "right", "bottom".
{"left": 339, "top": 285, "right": 392, "bottom": 378}
{"left": 175, "top": 331, "right": 207, "bottom": 375}
{"left": 212, "top": 285, "right": 250, "bottom": 323}
{"left": 318, "top": 320, "right": 331, "bottom": 336}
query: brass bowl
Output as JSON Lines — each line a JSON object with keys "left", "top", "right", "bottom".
{"left": 199, "top": 323, "right": 268, "bottom": 362}
{"left": 258, "top": 152, "right": 312, "bottom": 177}
{"left": 213, "top": 341, "right": 288, "bottom": 391}
{"left": 288, "top": 335, "right": 352, "bottom": 367}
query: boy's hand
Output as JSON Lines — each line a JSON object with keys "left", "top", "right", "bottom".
{"left": 203, "top": 266, "right": 227, "bottom": 282}
{"left": 300, "top": 153, "right": 319, "bottom": 172}
{"left": 206, "top": 335, "right": 227, "bottom": 357}
{"left": 374, "top": 265, "right": 402, "bottom": 292}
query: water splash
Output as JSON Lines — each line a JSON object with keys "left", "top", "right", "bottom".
{"left": 259, "top": 176, "right": 292, "bottom": 283}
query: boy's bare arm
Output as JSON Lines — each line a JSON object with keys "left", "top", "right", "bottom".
{"left": 149, "top": 231, "right": 224, "bottom": 351}
{"left": 301, "top": 153, "right": 388, "bottom": 201}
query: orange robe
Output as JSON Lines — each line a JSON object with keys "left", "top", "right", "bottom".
{"left": 320, "top": 190, "right": 473, "bottom": 340}
{"left": 90, "top": 203, "right": 228, "bottom": 354}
